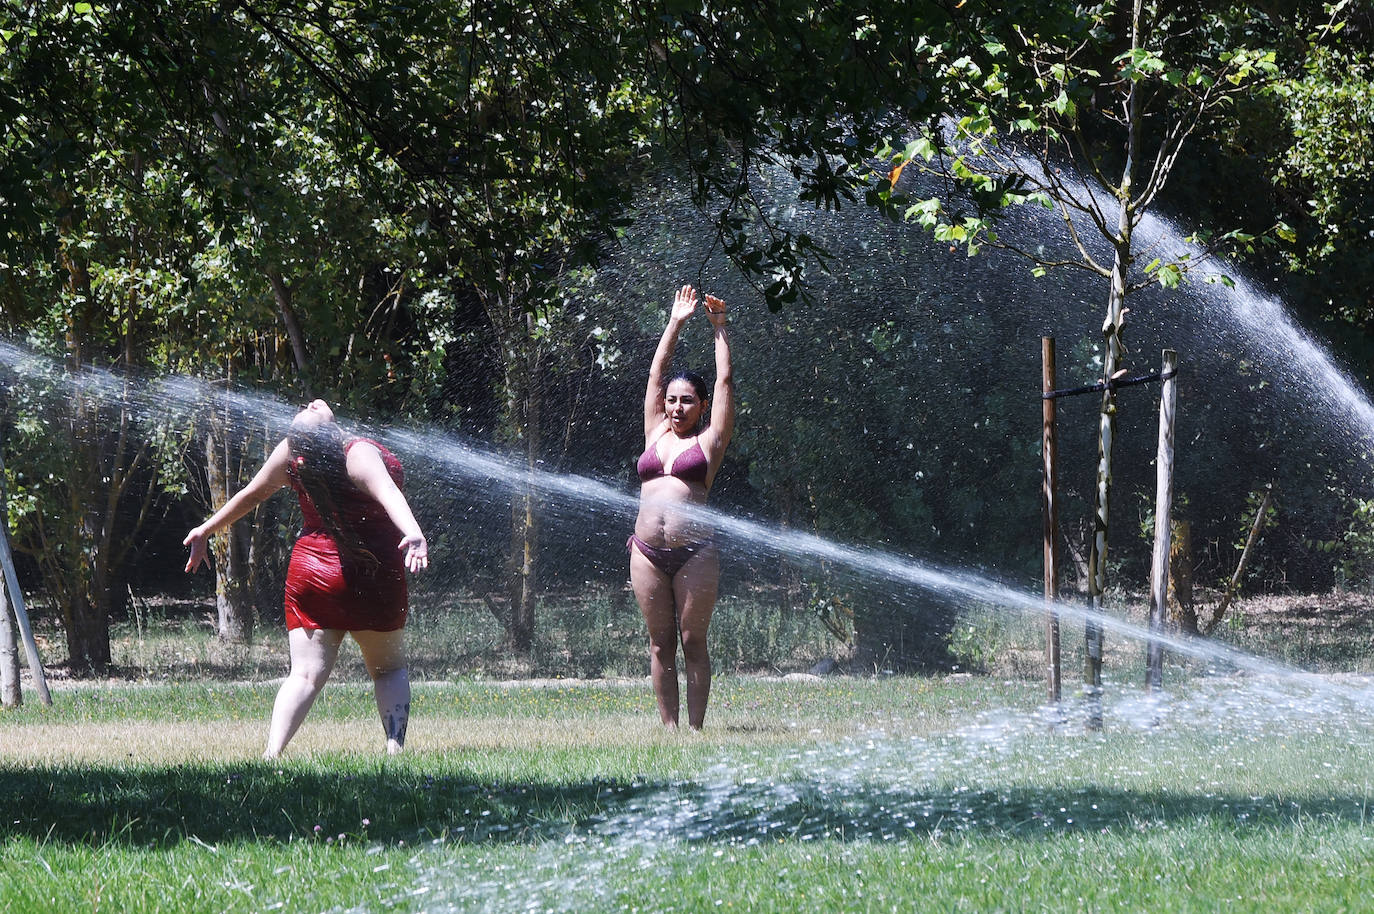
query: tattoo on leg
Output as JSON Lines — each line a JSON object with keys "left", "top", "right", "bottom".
{"left": 384, "top": 702, "right": 410, "bottom": 744}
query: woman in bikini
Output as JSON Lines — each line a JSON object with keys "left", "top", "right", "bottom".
{"left": 184, "top": 399, "right": 428, "bottom": 757}
{"left": 629, "top": 284, "right": 734, "bottom": 729}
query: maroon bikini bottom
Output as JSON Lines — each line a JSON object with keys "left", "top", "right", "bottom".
{"left": 627, "top": 534, "right": 710, "bottom": 577}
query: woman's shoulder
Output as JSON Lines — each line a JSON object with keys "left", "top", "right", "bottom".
{"left": 345, "top": 437, "right": 404, "bottom": 480}
{"left": 346, "top": 436, "right": 401, "bottom": 458}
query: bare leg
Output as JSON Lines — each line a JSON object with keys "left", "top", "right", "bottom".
{"left": 675, "top": 546, "right": 719, "bottom": 730}
{"left": 353, "top": 628, "right": 409, "bottom": 754}
{"left": 265, "top": 627, "right": 345, "bottom": 758}
{"left": 630, "top": 543, "right": 681, "bottom": 728}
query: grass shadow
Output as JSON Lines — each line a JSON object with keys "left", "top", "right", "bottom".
{"left": 2, "top": 762, "right": 1366, "bottom": 849}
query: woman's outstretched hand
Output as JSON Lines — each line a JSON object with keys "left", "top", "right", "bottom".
{"left": 670, "top": 285, "right": 698, "bottom": 323}
{"left": 182, "top": 527, "right": 210, "bottom": 573}
{"left": 399, "top": 533, "right": 429, "bottom": 573}
{"left": 704, "top": 293, "right": 727, "bottom": 326}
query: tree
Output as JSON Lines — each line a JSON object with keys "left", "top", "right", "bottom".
{"left": 230, "top": 0, "right": 653, "bottom": 653}
{"left": 1266, "top": 4, "right": 1374, "bottom": 328}
{"left": 2, "top": 1, "right": 471, "bottom": 659}
{"left": 0, "top": 2, "right": 210, "bottom": 671}
{"left": 881, "top": 1, "right": 1296, "bottom": 708}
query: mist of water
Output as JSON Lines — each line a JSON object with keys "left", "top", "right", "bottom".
{"left": 327, "top": 664, "right": 1374, "bottom": 913}
{"left": 0, "top": 332, "right": 1365, "bottom": 692}
{"left": 7, "top": 227, "right": 1374, "bottom": 910}
{"left": 1137, "top": 212, "right": 1374, "bottom": 447}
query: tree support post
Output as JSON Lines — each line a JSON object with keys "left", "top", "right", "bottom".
{"left": 1146, "top": 350, "right": 1178, "bottom": 692}
{"left": 0, "top": 407, "right": 18, "bottom": 707}
{"left": 1042, "top": 338, "right": 1061, "bottom": 705}
{"left": 0, "top": 565, "right": 18, "bottom": 707}
{"left": 1044, "top": 350, "right": 1174, "bottom": 728}
{"left": 0, "top": 446, "right": 52, "bottom": 707}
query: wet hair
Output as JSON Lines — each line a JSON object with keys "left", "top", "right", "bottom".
{"left": 665, "top": 370, "right": 709, "bottom": 403}
{"left": 287, "top": 417, "right": 379, "bottom": 573}
{"left": 664, "top": 370, "right": 710, "bottom": 433}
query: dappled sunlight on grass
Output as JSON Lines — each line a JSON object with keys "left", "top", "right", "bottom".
{"left": 1, "top": 675, "right": 1003, "bottom": 765}
{"left": 6, "top": 673, "right": 1373, "bottom": 912}
{"left": 6, "top": 721, "right": 270, "bottom": 765}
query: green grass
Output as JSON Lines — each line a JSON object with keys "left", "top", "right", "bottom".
{"left": 4, "top": 673, "right": 1374, "bottom": 912}
{"left": 84, "top": 584, "right": 843, "bottom": 683}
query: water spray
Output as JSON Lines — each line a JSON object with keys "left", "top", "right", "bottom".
{"left": 0, "top": 327, "right": 1365, "bottom": 713}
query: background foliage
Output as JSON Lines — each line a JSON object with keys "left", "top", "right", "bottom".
{"left": 3, "top": 0, "right": 1374, "bottom": 675}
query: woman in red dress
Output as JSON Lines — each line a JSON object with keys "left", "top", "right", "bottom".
{"left": 184, "top": 399, "right": 428, "bottom": 758}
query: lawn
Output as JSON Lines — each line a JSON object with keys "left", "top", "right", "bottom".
{"left": 4, "top": 670, "right": 1373, "bottom": 913}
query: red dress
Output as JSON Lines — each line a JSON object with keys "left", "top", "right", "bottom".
{"left": 283, "top": 438, "right": 409, "bottom": 632}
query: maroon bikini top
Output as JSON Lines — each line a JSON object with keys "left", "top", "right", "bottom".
{"left": 637, "top": 436, "right": 709, "bottom": 484}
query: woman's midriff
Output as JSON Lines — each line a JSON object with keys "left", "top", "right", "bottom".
{"left": 634, "top": 476, "right": 710, "bottom": 547}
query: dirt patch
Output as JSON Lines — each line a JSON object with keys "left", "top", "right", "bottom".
{"left": 1228, "top": 589, "right": 1374, "bottom": 620}
{"left": 1183, "top": 589, "right": 1374, "bottom": 672}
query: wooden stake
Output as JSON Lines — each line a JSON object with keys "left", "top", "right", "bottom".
{"left": 1042, "top": 338, "right": 1061, "bottom": 704}
{"left": 0, "top": 434, "right": 51, "bottom": 706}
{"left": 0, "top": 561, "right": 17, "bottom": 707}
{"left": 1146, "top": 350, "right": 1178, "bottom": 691}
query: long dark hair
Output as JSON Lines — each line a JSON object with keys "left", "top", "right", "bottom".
{"left": 287, "top": 418, "right": 379, "bottom": 572}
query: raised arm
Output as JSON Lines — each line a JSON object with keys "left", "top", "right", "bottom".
{"left": 347, "top": 442, "right": 429, "bottom": 573}
{"left": 183, "top": 438, "right": 292, "bottom": 572}
{"left": 702, "top": 294, "right": 735, "bottom": 462}
{"left": 644, "top": 285, "right": 699, "bottom": 440}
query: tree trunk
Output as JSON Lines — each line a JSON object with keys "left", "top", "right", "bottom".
{"left": 1203, "top": 486, "right": 1274, "bottom": 635}
{"left": 508, "top": 484, "right": 537, "bottom": 653}
{"left": 266, "top": 267, "right": 311, "bottom": 380}
{"left": 1084, "top": 3, "right": 1142, "bottom": 727}
{"left": 1171, "top": 519, "right": 1197, "bottom": 634}
{"left": 505, "top": 342, "right": 540, "bottom": 654}
{"left": 63, "top": 589, "right": 112, "bottom": 673}
{"left": 0, "top": 571, "right": 19, "bottom": 708}
{"left": 205, "top": 410, "right": 256, "bottom": 643}
{"left": 1083, "top": 244, "right": 1129, "bottom": 725}
{"left": 1042, "top": 337, "right": 1061, "bottom": 704}
{"left": 67, "top": 489, "right": 115, "bottom": 673}
{"left": 0, "top": 407, "right": 17, "bottom": 706}
{"left": 1146, "top": 349, "right": 1178, "bottom": 692}
{"left": 38, "top": 182, "right": 170, "bottom": 676}
{"left": 59, "top": 247, "right": 113, "bottom": 675}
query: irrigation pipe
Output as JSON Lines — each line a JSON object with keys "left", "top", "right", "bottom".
{"left": 1042, "top": 368, "right": 1178, "bottom": 400}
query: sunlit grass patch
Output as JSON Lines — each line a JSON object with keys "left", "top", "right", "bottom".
{"left": 5, "top": 673, "right": 1373, "bottom": 912}
{"left": 1, "top": 676, "right": 1024, "bottom": 765}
